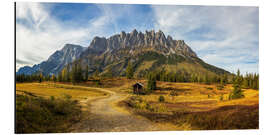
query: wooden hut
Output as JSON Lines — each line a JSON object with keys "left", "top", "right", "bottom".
{"left": 132, "top": 82, "right": 144, "bottom": 94}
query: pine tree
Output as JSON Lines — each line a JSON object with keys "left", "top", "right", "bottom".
{"left": 72, "top": 63, "right": 78, "bottom": 84}
{"left": 126, "top": 61, "right": 134, "bottom": 79}
{"left": 85, "top": 65, "right": 89, "bottom": 81}
{"left": 77, "top": 63, "right": 83, "bottom": 82}
{"left": 220, "top": 75, "right": 224, "bottom": 86}
{"left": 67, "top": 64, "right": 71, "bottom": 82}
{"left": 57, "top": 72, "right": 62, "bottom": 82}
{"left": 204, "top": 74, "right": 210, "bottom": 85}
{"left": 223, "top": 74, "right": 228, "bottom": 84}
{"left": 243, "top": 73, "right": 249, "bottom": 88}
{"left": 230, "top": 69, "right": 244, "bottom": 99}
{"left": 51, "top": 74, "right": 56, "bottom": 82}
{"left": 39, "top": 73, "right": 43, "bottom": 83}
{"left": 61, "top": 67, "right": 67, "bottom": 82}
{"left": 253, "top": 73, "right": 259, "bottom": 90}
{"left": 147, "top": 72, "right": 156, "bottom": 92}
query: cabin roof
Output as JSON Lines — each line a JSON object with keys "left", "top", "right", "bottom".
{"left": 133, "top": 82, "right": 144, "bottom": 87}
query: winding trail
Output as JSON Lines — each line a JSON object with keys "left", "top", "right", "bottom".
{"left": 70, "top": 87, "right": 176, "bottom": 132}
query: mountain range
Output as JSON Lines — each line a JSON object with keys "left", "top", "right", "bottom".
{"left": 17, "top": 29, "right": 230, "bottom": 77}
{"left": 17, "top": 44, "right": 86, "bottom": 75}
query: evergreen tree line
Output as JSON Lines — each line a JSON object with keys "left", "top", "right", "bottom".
{"left": 125, "top": 61, "right": 258, "bottom": 90}
{"left": 236, "top": 72, "right": 259, "bottom": 90}
{"left": 16, "top": 73, "right": 47, "bottom": 83}
{"left": 125, "top": 61, "right": 230, "bottom": 84}
{"left": 57, "top": 63, "right": 88, "bottom": 83}
{"left": 16, "top": 63, "right": 89, "bottom": 84}
{"left": 143, "top": 69, "right": 229, "bottom": 85}
{"left": 229, "top": 69, "right": 259, "bottom": 100}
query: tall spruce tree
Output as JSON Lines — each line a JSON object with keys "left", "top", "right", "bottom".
{"left": 67, "top": 64, "right": 71, "bottom": 82}
{"left": 147, "top": 72, "right": 156, "bottom": 92}
{"left": 72, "top": 63, "right": 78, "bottom": 84}
{"left": 126, "top": 61, "right": 134, "bottom": 79}
{"left": 77, "top": 63, "right": 83, "bottom": 82}
{"left": 61, "top": 67, "right": 67, "bottom": 82}
{"left": 229, "top": 69, "right": 244, "bottom": 99}
{"left": 85, "top": 65, "right": 89, "bottom": 81}
{"left": 57, "top": 72, "right": 62, "bottom": 82}
{"left": 51, "top": 74, "right": 56, "bottom": 82}
{"left": 39, "top": 73, "right": 43, "bottom": 83}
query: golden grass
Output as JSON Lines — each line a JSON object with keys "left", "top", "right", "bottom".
{"left": 89, "top": 78, "right": 258, "bottom": 112}
{"left": 16, "top": 78, "right": 259, "bottom": 112}
{"left": 16, "top": 82, "right": 107, "bottom": 100}
{"left": 121, "top": 78, "right": 259, "bottom": 129}
{"left": 136, "top": 81, "right": 258, "bottom": 112}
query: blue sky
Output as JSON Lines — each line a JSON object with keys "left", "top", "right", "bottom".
{"left": 16, "top": 2, "right": 259, "bottom": 74}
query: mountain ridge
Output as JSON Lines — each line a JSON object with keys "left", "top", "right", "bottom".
{"left": 17, "top": 44, "right": 86, "bottom": 75}
{"left": 17, "top": 29, "right": 230, "bottom": 78}
{"left": 74, "top": 29, "right": 230, "bottom": 77}
{"left": 82, "top": 29, "right": 197, "bottom": 58}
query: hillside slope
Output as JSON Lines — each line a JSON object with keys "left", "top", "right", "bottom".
{"left": 74, "top": 29, "right": 229, "bottom": 78}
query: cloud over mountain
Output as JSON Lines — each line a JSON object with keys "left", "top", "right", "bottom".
{"left": 16, "top": 3, "right": 258, "bottom": 73}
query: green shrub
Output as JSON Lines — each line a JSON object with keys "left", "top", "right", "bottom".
{"left": 229, "top": 85, "right": 244, "bottom": 100}
{"left": 219, "top": 94, "right": 224, "bottom": 101}
{"left": 127, "top": 96, "right": 168, "bottom": 113}
{"left": 217, "top": 85, "right": 224, "bottom": 90}
{"left": 63, "top": 94, "right": 72, "bottom": 100}
{"left": 50, "top": 96, "right": 55, "bottom": 101}
{"left": 158, "top": 95, "right": 165, "bottom": 102}
{"left": 95, "top": 79, "right": 102, "bottom": 86}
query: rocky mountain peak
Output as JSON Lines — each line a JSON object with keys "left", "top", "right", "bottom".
{"left": 17, "top": 44, "right": 86, "bottom": 76}
{"left": 87, "top": 29, "right": 197, "bottom": 58}
{"left": 120, "top": 31, "right": 126, "bottom": 38}
{"left": 131, "top": 29, "right": 138, "bottom": 36}
{"left": 62, "top": 44, "right": 83, "bottom": 50}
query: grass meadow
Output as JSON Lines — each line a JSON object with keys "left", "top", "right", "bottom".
{"left": 16, "top": 78, "right": 259, "bottom": 132}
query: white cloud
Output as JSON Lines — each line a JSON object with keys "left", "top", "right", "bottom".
{"left": 16, "top": 3, "right": 259, "bottom": 74}
{"left": 16, "top": 3, "right": 141, "bottom": 71}
{"left": 16, "top": 3, "right": 92, "bottom": 71}
{"left": 15, "top": 3, "right": 123, "bottom": 71}
{"left": 152, "top": 5, "right": 259, "bottom": 73}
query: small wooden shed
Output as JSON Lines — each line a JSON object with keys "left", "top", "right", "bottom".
{"left": 132, "top": 82, "right": 144, "bottom": 94}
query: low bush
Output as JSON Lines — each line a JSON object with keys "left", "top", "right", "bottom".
{"left": 206, "top": 87, "right": 213, "bottom": 90}
{"left": 16, "top": 94, "right": 82, "bottom": 133}
{"left": 219, "top": 94, "right": 224, "bottom": 101}
{"left": 127, "top": 96, "right": 148, "bottom": 110}
{"left": 217, "top": 85, "right": 224, "bottom": 90}
{"left": 127, "top": 96, "right": 168, "bottom": 113}
{"left": 158, "top": 95, "right": 165, "bottom": 102}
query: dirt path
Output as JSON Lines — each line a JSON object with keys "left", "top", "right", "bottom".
{"left": 70, "top": 87, "right": 177, "bottom": 132}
